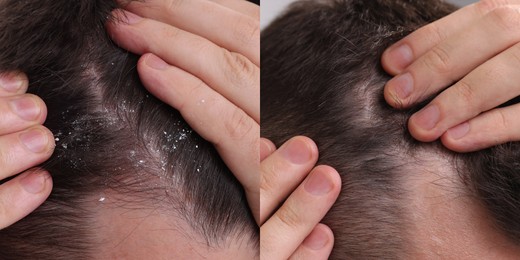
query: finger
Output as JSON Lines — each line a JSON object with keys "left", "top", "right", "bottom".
{"left": 408, "top": 42, "right": 520, "bottom": 142}
{"left": 136, "top": 53, "right": 259, "bottom": 212}
{"left": 209, "top": 0, "right": 259, "bottom": 19}
{"left": 260, "top": 166, "right": 341, "bottom": 260}
{"left": 441, "top": 103, "right": 520, "bottom": 152}
{"left": 0, "top": 169, "right": 52, "bottom": 229}
{"left": 0, "top": 94, "right": 48, "bottom": 136}
{"left": 289, "top": 224, "right": 334, "bottom": 260}
{"left": 260, "top": 138, "right": 276, "bottom": 162}
{"left": 382, "top": 0, "right": 520, "bottom": 74}
{"left": 260, "top": 136, "right": 319, "bottom": 224}
{"left": 108, "top": 11, "right": 260, "bottom": 122}
{"left": 0, "top": 71, "right": 29, "bottom": 97}
{"left": 0, "top": 126, "right": 55, "bottom": 180}
{"left": 122, "top": 0, "right": 260, "bottom": 65}
{"left": 385, "top": 5, "right": 520, "bottom": 108}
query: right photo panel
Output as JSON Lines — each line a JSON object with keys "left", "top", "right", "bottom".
{"left": 260, "top": 0, "right": 520, "bottom": 259}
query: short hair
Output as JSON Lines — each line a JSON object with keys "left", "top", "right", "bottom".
{"left": 0, "top": 0, "right": 258, "bottom": 259}
{"left": 261, "top": 0, "right": 520, "bottom": 258}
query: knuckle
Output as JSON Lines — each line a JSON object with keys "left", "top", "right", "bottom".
{"left": 161, "top": 25, "right": 180, "bottom": 41}
{"left": 476, "top": 0, "right": 511, "bottom": 15}
{"left": 225, "top": 108, "right": 255, "bottom": 141}
{"left": 492, "top": 109, "right": 510, "bottom": 136}
{"left": 260, "top": 164, "right": 277, "bottom": 194}
{"left": 422, "top": 45, "right": 452, "bottom": 74}
{"left": 454, "top": 80, "right": 477, "bottom": 108}
{"left": 0, "top": 197, "right": 9, "bottom": 228}
{"left": 275, "top": 203, "right": 302, "bottom": 230}
{"left": 509, "top": 43, "right": 520, "bottom": 66}
{"left": 222, "top": 51, "right": 257, "bottom": 89}
{"left": 0, "top": 144, "right": 9, "bottom": 169}
{"left": 180, "top": 79, "right": 206, "bottom": 112}
{"left": 166, "top": 0, "right": 185, "bottom": 12}
{"left": 488, "top": 6, "right": 520, "bottom": 33}
{"left": 422, "top": 23, "right": 447, "bottom": 45}
{"left": 260, "top": 156, "right": 288, "bottom": 193}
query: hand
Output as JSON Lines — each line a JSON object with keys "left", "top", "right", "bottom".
{"left": 260, "top": 136, "right": 341, "bottom": 260}
{"left": 107, "top": 0, "right": 260, "bottom": 216}
{"left": 382, "top": 0, "right": 520, "bottom": 152}
{"left": 0, "top": 72, "right": 54, "bottom": 229}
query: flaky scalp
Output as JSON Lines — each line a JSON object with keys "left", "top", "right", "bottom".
{"left": 0, "top": 1, "right": 257, "bottom": 259}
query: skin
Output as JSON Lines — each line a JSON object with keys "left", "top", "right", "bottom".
{"left": 0, "top": 1, "right": 338, "bottom": 258}
{"left": 404, "top": 152, "right": 520, "bottom": 259}
{"left": 382, "top": 0, "right": 520, "bottom": 152}
{"left": 107, "top": 1, "right": 342, "bottom": 259}
{"left": 259, "top": 137, "right": 341, "bottom": 260}
{"left": 95, "top": 194, "right": 257, "bottom": 260}
{"left": 0, "top": 71, "right": 54, "bottom": 229}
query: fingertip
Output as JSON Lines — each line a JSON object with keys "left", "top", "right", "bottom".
{"left": 441, "top": 125, "right": 483, "bottom": 153}
{"left": 19, "top": 126, "right": 56, "bottom": 156}
{"left": 294, "top": 136, "right": 319, "bottom": 159}
{"left": 106, "top": 10, "right": 146, "bottom": 54}
{"left": 137, "top": 53, "right": 175, "bottom": 104}
{"left": 317, "top": 165, "right": 342, "bottom": 198}
{"left": 0, "top": 71, "right": 29, "bottom": 96}
{"left": 384, "top": 81, "right": 405, "bottom": 109}
{"left": 142, "top": 53, "right": 169, "bottom": 71}
{"left": 302, "top": 224, "right": 334, "bottom": 251}
{"left": 279, "top": 136, "right": 319, "bottom": 165}
{"left": 21, "top": 94, "right": 48, "bottom": 124}
{"left": 41, "top": 126, "right": 57, "bottom": 155}
{"left": 105, "top": 9, "right": 124, "bottom": 29}
{"left": 440, "top": 134, "right": 471, "bottom": 153}
{"left": 304, "top": 165, "right": 342, "bottom": 199}
{"left": 137, "top": 53, "right": 161, "bottom": 88}
{"left": 408, "top": 105, "right": 443, "bottom": 142}
{"left": 382, "top": 48, "right": 403, "bottom": 76}
{"left": 260, "top": 137, "right": 276, "bottom": 161}
{"left": 382, "top": 43, "right": 414, "bottom": 75}
{"left": 19, "top": 168, "right": 53, "bottom": 196}
{"left": 290, "top": 224, "right": 334, "bottom": 260}
{"left": 108, "top": 9, "right": 142, "bottom": 26}
{"left": 407, "top": 119, "right": 437, "bottom": 143}
{"left": 0, "top": 169, "right": 52, "bottom": 229}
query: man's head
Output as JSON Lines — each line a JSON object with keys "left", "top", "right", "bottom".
{"left": 0, "top": 0, "right": 257, "bottom": 259}
{"left": 262, "top": 0, "right": 520, "bottom": 258}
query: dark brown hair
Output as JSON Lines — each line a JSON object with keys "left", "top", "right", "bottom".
{"left": 262, "top": 0, "right": 520, "bottom": 258}
{"left": 0, "top": 0, "right": 258, "bottom": 259}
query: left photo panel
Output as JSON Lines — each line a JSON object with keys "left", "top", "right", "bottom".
{"left": 0, "top": 0, "right": 260, "bottom": 259}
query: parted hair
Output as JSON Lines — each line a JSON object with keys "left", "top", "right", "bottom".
{"left": 261, "top": 0, "right": 520, "bottom": 259}
{"left": 0, "top": 0, "right": 258, "bottom": 259}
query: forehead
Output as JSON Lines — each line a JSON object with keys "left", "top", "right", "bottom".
{"left": 95, "top": 202, "right": 256, "bottom": 259}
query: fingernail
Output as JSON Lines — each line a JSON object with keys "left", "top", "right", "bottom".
{"left": 389, "top": 72, "right": 413, "bottom": 100}
{"left": 387, "top": 44, "right": 413, "bottom": 70}
{"left": 280, "top": 138, "right": 314, "bottom": 164}
{"left": 302, "top": 227, "right": 329, "bottom": 250}
{"left": 10, "top": 97, "right": 41, "bottom": 121}
{"left": 20, "top": 171, "right": 48, "bottom": 194}
{"left": 0, "top": 73, "right": 24, "bottom": 93}
{"left": 413, "top": 105, "right": 440, "bottom": 131}
{"left": 447, "top": 122, "right": 470, "bottom": 140}
{"left": 146, "top": 55, "right": 169, "bottom": 70}
{"left": 123, "top": 11, "right": 142, "bottom": 24}
{"left": 20, "top": 129, "right": 49, "bottom": 153}
{"left": 304, "top": 169, "right": 333, "bottom": 196}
